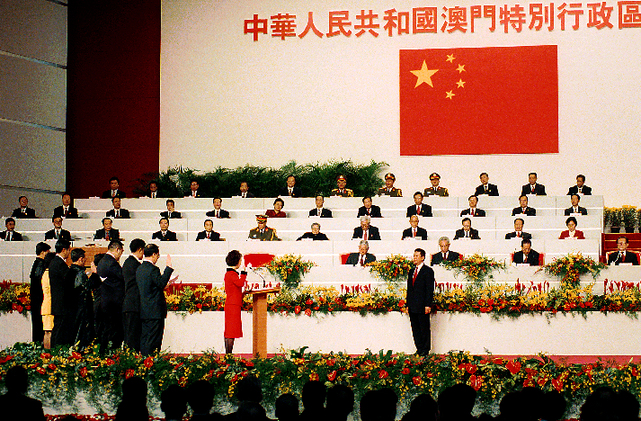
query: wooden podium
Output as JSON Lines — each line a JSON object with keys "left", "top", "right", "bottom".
{"left": 247, "top": 287, "right": 281, "bottom": 357}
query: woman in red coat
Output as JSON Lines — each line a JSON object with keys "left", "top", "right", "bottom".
{"left": 224, "top": 250, "right": 247, "bottom": 354}
{"left": 559, "top": 216, "right": 585, "bottom": 239}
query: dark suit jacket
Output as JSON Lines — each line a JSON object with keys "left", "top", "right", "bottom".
{"left": 0, "top": 392, "right": 46, "bottom": 421}
{"left": 102, "top": 190, "right": 126, "bottom": 199}
{"left": 352, "top": 226, "right": 381, "bottom": 240}
{"left": 11, "top": 207, "right": 36, "bottom": 218}
{"left": 0, "top": 230, "right": 23, "bottom": 241}
{"left": 521, "top": 184, "right": 546, "bottom": 196}
{"left": 505, "top": 231, "right": 532, "bottom": 240}
{"left": 564, "top": 206, "right": 588, "bottom": 215}
{"left": 431, "top": 251, "right": 460, "bottom": 266}
{"left": 122, "top": 255, "right": 142, "bottom": 313}
{"left": 567, "top": 185, "right": 592, "bottom": 195}
{"left": 345, "top": 253, "right": 376, "bottom": 266}
{"left": 475, "top": 183, "right": 499, "bottom": 196}
{"left": 297, "top": 232, "right": 329, "bottom": 241}
{"left": 53, "top": 206, "right": 79, "bottom": 218}
{"left": 160, "top": 211, "right": 182, "bottom": 219}
{"left": 240, "top": 191, "right": 255, "bottom": 198}
{"left": 608, "top": 251, "right": 640, "bottom": 265}
{"left": 94, "top": 228, "right": 120, "bottom": 241}
{"left": 196, "top": 230, "right": 222, "bottom": 241}
{"left": 97, "top": 253, "right": 125, "bottom": 310}
{"left": 205, "top": 209, "right": 230, "bottom": 218}
{"left": 279, "top": 186, "right": 303, "bottom": 197}
{"left": 152, "top": 230, "right": 178, "bottom": 241}
{"left": 454, "top": 228, "right": 480, "bottom": 240}
{"left": 513, "top": 250, "right": 541, "bottom": 265}
{"left": 406, "top": 265, "right": 435, "bottom": 313}
{"left": 460, "top": 208, "right": 486, "bottom": 217}
{"left": 106, "top": 208, "right": 131, "bottom": 218}
{"left": 406, "top": 204, "right": 433, "bottom": 217}
{"left": 402, "top": 227, "right": 428, "bottom": 240}
{"left": 186, "top": 190, "right": 202, "bottom": 198}
{"left": 512, "top": 207, "right": 536, "bottom": 216}
{"left": 44, "top": 229, "right": 72, "bottom": 241}
{"left": 30, "top": 257, "right": 47, "bottom": 309}
{"left": 308, "top": 208, "right": 333, "bottom": 218}
{"left": 49, "top": 255, "right": 70, "bottom": 315}
{"left": 357, "top": 205, "right": 382, "bottom": 218}
{"left": 137, "top": 261, "right": 174, "bottom": 319}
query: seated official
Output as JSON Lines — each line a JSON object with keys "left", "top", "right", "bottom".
{"left": 431, "top": 237, "right": 460, "bottom": 265}
{"left": 505, "top": 218, "right": 532, "bottom": 240}
{"left": 160, "top": 199, "right": 182, "bottom": 219}
{"left": 377, "top": 173, "right": 402, "bottom": 197}
{"left": 453, "top": 218, "right": 480, "bottom": 240}
{"left": 331, "top": 174, "right": 354, "bottom": 197}
{"left": 44, "top": 216, "right": 72, "bottom": 241}
{"left": 521, "top": 172, "right": 546, "bottom": 196}
{"left": 106, "top": 197, "right": 130, "bottom": 219}
{"left": 152, "top": 218, "right": 178, "bottom": 241}
{"left": 567, "top": 174, "right": 592, "bottom": 195}
{"left": 206, "top": 197, "right": 230, "bottom": 218}
{"left": 248, "top": 214, "right": 280, "bottom": 241}
{"left": 564, "top": 194, "right": 588, "bottom": 215}
{"left": 94, "top": 217, "right": 120, "bottom": 241}
{"left": 345, "top": 240, "right": 376, "bottom": 266}
{"left": 52, "top": 193, "right": 79, "bottom": 219}
{"left": 357, "top": 196, "right": 382, "bottom": 218}
{"left": 186, "top": 179, "right": 202, "bottom": 198}
{"left": 406, "top": 192, "right": 433, "bottom": 217}
{"left": 279, "top": 175, "right": 303, "bottom": 197}
{"left": 238, "top": 181, "right": 255, "bottom": 198}
{"left": 101, "top": 176, "right": 126, "bottom": 199}
{"left": 0, "top": 218, "right": 23, "bottom": 241}
{"left": 352, "top": 215, "right": 381, "bottom": 241}
{"left": 424, "top": 172, "right": 449, "bottom": 197}
{"left": 266, "top": 198, "right": 286, "bottom": 218}
{"left": 146, "top": 181, "right": 161, "bottom": 199}
{"left": 607, "top": 236, "right": 639, "bottom": 265}
{"left": 309, "top": 195, "right": 333, "bottom": 218}
{"left": 11, "top": 196, "right": 36, "bottom": 218}
{"left": 474, "top": 172, "right": 499, "bottom": 196}
{"left": 512, "top": 195, "right": 537, "bottom": 216}
{"left": 513, "top": 239, "right": 540, "bottom": 266}
{"left": 402, "top": 215, "right": 428, "bottom": 240}
{"left": 460, "top": 195, "right": 486, "bottom": 217}
{"left": 559, "top": 216, "right": 585, "bottom": 239}
{"left": 196, "top": 219, "right": 223, "bottom": 241}
{"left": 297, "top": 222, "right": 329, "bottom": 241}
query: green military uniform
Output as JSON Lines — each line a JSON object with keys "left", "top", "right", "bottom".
{"left": 424, "top": 186, "right": 449, "bottom": 197}
{"left": 331, "top": 188, "right": 354, "bottom": 197}
{"left": 377, "top": 187, "right": 402, "bottom": 197}
{"left": 248, "top": 227, "right": 280, "bottom": 241}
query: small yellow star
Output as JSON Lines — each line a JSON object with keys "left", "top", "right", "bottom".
{"left": 446, "top": 54, "right": 455, "bottom": 63}
{"left": 410, "top": 61, "right": 439, "bottom": 88}
{"left": 446, "top": 90, "right": 455, "bottom": 99}
{"left": 456, "top": 79, "right": 466, "bottom": 88}
{"left": 456, "top": 64, "right": 466, "bottom": 73}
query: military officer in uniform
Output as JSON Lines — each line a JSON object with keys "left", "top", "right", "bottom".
{"left": 424, "top": 173, "right": 449, "bottom": 197}
{"left": 377, "top": 173, "right": 402, "bottom": 197}
{"left": 248, "top": 215, "right": 280, "bottom": 241}
{"left": 331, "top": 175, "right": 354, "bottom": 197}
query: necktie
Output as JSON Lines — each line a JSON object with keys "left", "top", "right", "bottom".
{"left": 152, "top": 192, "right": 156, "bottom": 198}
{"left": 471, "top": 209, "right": 475, "bottom": 216}
{"left": 524, "top": 254, "right": 528, "bottom": 261}
{"left": 163, "top": 231, "right": 166, "bottom": 238}
{"left": 360, "top": 255, "right": 365, "bottom": 266}
{"left": 531, "top": 186, "right": 535, "bottom": 193}
{"left": 22, "top": 209, "right": 26, "bottom": 214}
{"left": 64, "top": 207, "right": 68, "bottom": 215}
{"left": 443, "top": 252, "right": 447, "bottom": 260}
{"left": 412, "top": 268, "right": 418, "bottom": 285}
{"left": 417, "top": 206, "right": 421, "bottom": 215}
{"left": 116, "top": 210, "right": 119, "bottom": 218}
{"left": 465, "top": 231, "right": 469, "bottom": 238}
{"left": 207, "top": 232, "right": 210, "bottom": 239}
{"left": 620, "top": 252, "right": 625, "bottom": 262}
{"left": 6, "top": 232, "right": 10, "bottom": 241}
{"left": 242, "top": 193, "right": 246, "bottom": 198}
{"left": 216, "top": 210, "right": 219, "bottom": 218}
{"left": 367, "top": 208, "right": 370, "bottom": 215}
{"left": 484, "top": 185, "right": 488, "bottom": 192}
{"left": 413, "top": 228, "right": 416, "bottom": 238}
{"left": 363, "top": 231, "right": 367, "bottom": 241}
{"left": 574, "top": 207, "right": 578, "bottom": 213}
{"left": 517, "top": 231, "right": 521, "bottom": 238}
{"left": 289, "top": 188, "right": 293, "bottom": 195}
{"left": 317, "top": 209, "right": 321, "bottom": 216}
{"left": 105, "top": 231, "right": 110, "bottom": 241}
{"left": 260, "top": 229, "right": 264, "bottom": 234}
{"left": 112, "top": 190, "right": 116, "bottom": 197}
{"left": 56, "top": 229, "right": 60, "bottom": 239}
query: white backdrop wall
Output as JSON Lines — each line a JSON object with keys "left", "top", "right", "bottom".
{"left": 160, "top": 0, "right": 641, "bottom": 206}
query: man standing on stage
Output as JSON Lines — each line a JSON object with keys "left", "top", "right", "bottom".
{"left": 97, "top": 240, "right": 125, "bottom": 349}
{"left": 122, "top": 239, "right": 146, "bottom": 352}
{"left": 406, "top": 248, "right": 435, "bottom": 356}
{"left": 49, "top": 240, "right": 71, "bottom": 347}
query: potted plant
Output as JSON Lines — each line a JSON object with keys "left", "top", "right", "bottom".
{"left": 622, "top": 205, "right": 637, "bottom": 233}
{"left": 609, "top": 208, "right": 622, "bottom": 233}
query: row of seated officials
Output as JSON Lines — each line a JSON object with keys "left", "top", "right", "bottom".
{"left": 2, "top": 364, "right": 637, "bottom": 421}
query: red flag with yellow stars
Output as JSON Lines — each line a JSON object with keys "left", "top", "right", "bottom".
{"left": 399, "top": 45, "right": 558, "bottom": 156}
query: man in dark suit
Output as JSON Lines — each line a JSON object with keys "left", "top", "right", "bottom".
{"left": 52, "top": 193, "right": 79, "bottom": 219}
{"left": 106, "top": 197, "right": 131, "bottom": 218}
{"left": 94, "top": 218, "right": 121, "bottom": 241}
{"left": 152, "top": 217, "right": 178, "bottom": 241}
{"left": 431, "top": 237, "right": 461, "bottom": 265}
{"left": 505, "top": 218, "right": 532, "bottom": 240}
{"left": 297, "top": 222, "right": 329, "bottom": 241}
{"left": 160, "top": 199, "right": 182, "bottom": 219}
{"left": 521, "top": 172, "right": 546, "bottom": 196}
{"left": 352, "top": 216, "right": 381, "bottom": 240}
{"left": 101, "top": 176, "right": 126, "bottom": 199}
{"left": 460, "top": 195, "right": 486, "bottom": 217}
{"left": 402, "top": 215, "right": 428, "bottom": 240}
{"left": 474, "top": 172, "right": 499, "bottom": 196}
{"left": 309, "top": 195, "right": 333, "bottom": 217}
{"left": 279, "top": 175, "right": 303, "bottom": 197}
{"left": 30, "top": 242, "right": 51, "bottom": 343}
{"left": 49, "top": 239, "right": 71, "bottom": 347}
{"left": 513, "top": 239, "right": 541, "bottom": 265}
{"left": 11, "top": 196, "right": 36, "bottom": 218}
{"left": 564, "top": 194, "right": 588, "bottom": 215}
{"left": 147, "top": 181, "right": 162, "bottom": 199}
{"left": 239, "top": 181, "right": 255, "bottom": 198}
{"left": 608, "top": 236, "right": 640, "bottom": 265}
{"left": 0, "top": 365, "right": 46, "bottom": 421}
{"left": 97, "top": 240, "right": 125, "bottom": 349}
{"left": 1, "top": 218, "right": 23, "bottom": 241}
{"left": 377, "top": 173, "right": 402, "bottom": 197}
{"left": 357, "top": 196, "right": 382, "bottom": 218}
{"left": 406, "top": 192, "right": 433, "bottom": 217}
{"left": 567, "top": 174, "right": 592, "bottom": 195}
{"left": 406, "top": 248, "right": 435, "bottom": 356}
{"left": 196, "top": 219, "right": 223, "bottom": 241}
{"left": 454, "top": 218, "right": 480, "bottom": 240}
{"left": 512, "top": 195, "right": 537, "bottom": 216}
{"left": 345, "top": 240, "right": 376, "bottom": 266}
{"left": 206, "top": 197, "right": 231, "bottom": 218}
{"left": 137, "top": 243, "right": 175, "bottom": 355}
{"left": 122, "top": 239, "right": 146, "bottom": 352}
{"left": 186, "top": 179, "right": 202, "bottom": 198}
{"left": 44, "top": 216, "right": 72, "bottom": 241}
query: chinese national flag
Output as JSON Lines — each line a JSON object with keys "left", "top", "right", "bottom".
{"left": 399, "top": 45, "right": 558, "bottom": 156}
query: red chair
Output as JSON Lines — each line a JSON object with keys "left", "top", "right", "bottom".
{"left": 244, "top": 253, "right": 275, "bottom": 267}
{"left": 340, "top": 253, "right": 351, "bottom": 265}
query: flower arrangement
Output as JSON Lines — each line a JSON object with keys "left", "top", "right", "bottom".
{"left": 538, "top": 253, "right": 606, "bottom": 289}
{"left": 440, "top": 254, "right": 507, "bottom": 287}
{"left": 0, "top": 280, "right": 31, "bottom": 315}
{"left": 261, "top": 255, "right": 316, "bottom": 290}
{"left": 367, "top": 254, "right": 413, "bottom": 287}
{"left": 621, "top": 205, "right": 637, "bottom": 232}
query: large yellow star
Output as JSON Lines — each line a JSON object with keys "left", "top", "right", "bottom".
{"left": 446, "top": 54, "right": 455, "bottom": 63}
{"left": 456, "top": 79, "right": 466, "bottom": 88}
{"left": 445, "top": 90, "right": 455, "bottom": 99}
{"left": 456, "top": 64, "right": 466, "bottom": 73}
{"left": 410, "top": 61, "right": 439, "bottom": 88}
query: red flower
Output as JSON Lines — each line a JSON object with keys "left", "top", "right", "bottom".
{"left": 465, "top": 364, "right": 477, "bottom": 375}
{"left": 71, "top": 351, "right": 82, "bottom": 360}
{"left": 470, "top": 375, "right": 483, "bottom": 391}
{"left": 378, "top": 370, "right": 389, "bottom": 379}
{"left": 294, "top": 306, "right": 302, "bottom": 314}
{"left": 551, "top": 378, "right": 563, "bottom": 392}
{"left": 40, "top": 353, "right": 51, "bottom": 360}
{"left": 125, "top": 369, "right": 135, "bottom": 379}
{"left": 401, "top": 368, "right": 410, "bottom": 375}
{"left": 36, "top": 366, "right": 46, "bottom": 375}
{"left": 305, "top": 299, "right": 313, "bottom": 306}
{"left": 105, "top": 358, "right": 115, "bottom": 366}
{"left": 304, "top": 308, "right": 312, "bottom": 317}
{"left": 245, "top": 361, "right": 254, "bottom": 367}
{"left": 0, "top": 355, "right": 14, "bottom": 364}
{"left": 412, "top": 376, "right": 422, "bottom": 386}
{"left": 48, "top": 364, "right": 57, "bottom": 371}
{"left": 309, "top": 373, "right": 319, "bottom": 381}
{"left": 327, "top": 370, "right": 337, "bottom": 381}
{"left": 506, "top": 361, "right": 521, "bottom": 375}
{"left": 398, "top": 300, "right": 406, "bottom": 308}
{"left": 144, "top": 357, "right": 154, "bottom": 368}
{"left": 79, "top": 367, "right": 88, "bottom": 378}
